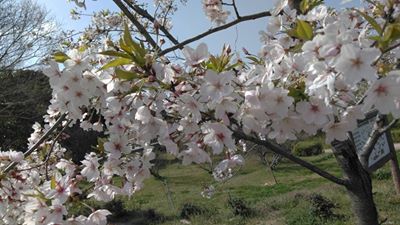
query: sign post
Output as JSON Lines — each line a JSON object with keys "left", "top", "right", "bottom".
{"left": 351, "top": 111, "right": 393, "bottom": 171}
{"left": 351, "top": 110, "right": 400, "bottom": 194}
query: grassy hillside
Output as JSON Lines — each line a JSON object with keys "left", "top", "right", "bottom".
{"left": 73, "top": 150, "right": 400, "bottom": 225}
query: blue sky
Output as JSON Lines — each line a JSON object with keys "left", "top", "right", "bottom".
{"left": 38, "top": 0, "right": 361, "bottom": 55}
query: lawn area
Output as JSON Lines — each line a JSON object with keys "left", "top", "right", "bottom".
{"left": 76, "top": 148, "right": 400, "bottom": 225}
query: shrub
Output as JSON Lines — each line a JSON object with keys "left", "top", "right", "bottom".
{"left": 308, "top": 194, "right": 336, "bottom": 219}
{"left": 180, "top": 203, "right": 206, "bottom": 219}
{"left": 227, "top": 196, "right": 253, "bottom": 217}
{"left": 373, "top": 169, "right": 392, "bottom": 180}
{"left": 293, "top": 141, "right": 323, "bottom": 157}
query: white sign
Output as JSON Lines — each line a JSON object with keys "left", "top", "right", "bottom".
{"left": 351, "top": 112, "right": 393, "bottom": 171}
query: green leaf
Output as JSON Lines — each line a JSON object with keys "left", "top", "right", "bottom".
{"left": 123, "top": 23, "right": 147, "bottom": 58}
{"left": 246, "top": 56, "right": 262, "bottom": 64}
{"left": 300, "top": 0, "right": 310, "bottom": 14}
{"left": 99, "top": 50, "right": 131, "bottom": 59}
{"left": 356, "top": 10, "right": 383, "bottom": 35}
{"left": 288, "top": 81, "right": 309, "bottom": 102}
{"left": 383, "top": 23, "right": 400, "bottom": 43}
{"left": 50, "top": 176, "right": 56, "bottom": 189}
{"left": 100, "top": 58, "right": 132, "bottom": 70}
{"left": 296, "top": 20, "right": 314, "bottom": 41}
{"left": 53, "top": 52, "right": 70, "bottom": 63}
{"left": 96, "top": 137, "right": 106, "bottom": 154}
{"left": 115, "top": 68, "right": 141, "bottom": 80}
{"left": 300, "top": 0, "right": 323, "bottom": 14}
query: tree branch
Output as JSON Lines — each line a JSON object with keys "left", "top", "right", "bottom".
{"left": 122, "top": 0, "right": 179, "bottom": 45}
{"left": 113, "top": 0, "right": 159, "bottom": 51}
{"left": 1, "top": 113, "right": 67, "bottom": 174}
{"left": 231, "top": 0, "right": 241, "bottom": 19}
{"left": 159, "top": 10, "right": 272, "bottom": 56}
{"left": 233, "top": 130, "right": 348, "bottom": 186}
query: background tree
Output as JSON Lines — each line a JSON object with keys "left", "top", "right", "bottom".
{"left": 0, "top": 0, "right": 59, "bottom": 70}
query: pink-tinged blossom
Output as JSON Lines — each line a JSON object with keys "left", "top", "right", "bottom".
{"left": 178, "top": 93, "right": 203, "bottom": 123}
{"left": 271, "top": 0, "right": 288, "bottom": 16}
{"left": 103, "top": 157, "right": 123, "bottom": 176}
{"left": 0, "top": 151, "right": 24, "bottom": 163}
{"left": 178, "top": 143, "right": 211, "bottom": 165}
{"left": 56, "top": 159, "right": 76, "bottom": 177}
{"left": 214, "top": 97, "right": 237, "bottom": 124}
{"left": 323, "top": 120, "right": 351, "bottom": 144}
{"left": 296, "top": 98, "right": 331, "bottom": 125}
{"left": 260, "top": 41, "right": 285, "bottom": 63}
{"left": 87, "top": 209, "right": 111, "bottom": 225}
{"left": 203, "top": 123, "right": 236, "bottom": 154}
{"left": 362, "top": 73, "right": 400, "bottom": 118}
{"left": 64, "top": 49, "right": 90, "bottom": 72}
{"left": 342, "top": 105, "right": 365, "bottom": 130}
{"left": 334, "top": 44, "right": 380, "bottom": 84}
{"left": 213, "top": 154, "right": 244, "bottom": 181}
{"left": 182, "top": 43, "right": 209, "bottom": 66}
{"left": 44, "top": 174, "right": 72, "bottom": 204}
{"left": 103, "top": 135, "right": 130, "bottom": 159}
{"left": 46, "top": 199, "right": 67, "bottom": 224}
{"left": 81, "top": 153, "right": 100, "bottom": 182}
{"left": 200, "top": 70, "right": 234, "bottom": 102}
{"left": 202, "top": 0, "right": 230, "bottom": 25}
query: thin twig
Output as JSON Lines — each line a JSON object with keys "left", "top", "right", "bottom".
{"left": 113, "top": 0, "right": 159, "bottom": 51}
{"left": 45, "top": 119, "right": 73, "bottom": 179}
{"left": 372, "top": 42, "right": 400, "bottom": 66}
{"left": 232, "top": 0, "right": 241, "bottom": 19}
{"left": 159, "top": 10, "right": 272, "bottom": 56}
{"left": 122, "top": 0, "right": 180, "bottom": 45}
{"left": 2, "top": 113, "right": 67, "bottom": 174}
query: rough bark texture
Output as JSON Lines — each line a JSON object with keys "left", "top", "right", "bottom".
{"left": 331, "top": 140, "right": 379, "bottom": 225}
{"left": 390, "top": 152, "right": 400, "bottom": 195}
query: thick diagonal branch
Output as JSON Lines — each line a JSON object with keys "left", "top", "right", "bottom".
{"left": 113, "top": 0, "right": 159, "bottom": 51}
{"left": 122, "top": 0, "right": 179, "bottom": 45}
{"left": 233, "top": 130, "right": 348, "bottom": 186}
{"left": 159, "top": 10, "right": 272, "bottom": 56}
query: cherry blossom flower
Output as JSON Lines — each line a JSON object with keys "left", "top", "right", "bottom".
{"left": 182, "top": 43, "right": 209, "bottom": 66}
{"left": 296, "top": 98, "right": 331, "bottom": 125}
{"left": 202, "top": 123, "right": 236, "bottom": 154}
{"left": 334, "top": 44, "right": 380, "bottom": 85}
{"left": 87, "top": 209, "right": 111, "bottom": 225}
{"left": 362, "top": 73, "right": 400, "bottom": 118}
{"left": 81, "top": 153, "right": 100, "bottom": 181}
{"left": 178, "top": 143, "right": 211, "bottom": 165}
{"left": 323, "top": 120, "right": 352, "bottom": 144}
{"left": 200, "top": 70, "right": 234, "bottom": 102}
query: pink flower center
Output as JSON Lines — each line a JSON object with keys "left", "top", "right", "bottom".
{"left": 310, "top": 104, "right": 320, "bottom": 113}
{"left": 374, "top": 84, "right": 388, "bottom": 96}
{"left": 351, "top": 57, "right": 363, "bottom": 69}
{"left": 216, "top": 132, "right": 225, "bottom": 141}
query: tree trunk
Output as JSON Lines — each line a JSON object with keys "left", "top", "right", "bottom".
{"left": 390, "top": 152, "right": 400, "bottom": 195}
{"left": 331, "top": 140, "right": 379, "bottom": 225}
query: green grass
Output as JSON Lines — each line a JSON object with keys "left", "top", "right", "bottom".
{"left": 71, "top": 151, "right": 400, "bottom": 225}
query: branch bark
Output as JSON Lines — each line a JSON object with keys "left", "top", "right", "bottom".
{"left": 159, "top": 10, "right": 272, "bottom": 56}
{"left": 113, "top": 0, "right": 160, "bottom": 51}
{"left": 122, "top": 0, "right": 180, "bottom": 45}
{"left": 233, "top": 130, "right": 347, "bottom": 186}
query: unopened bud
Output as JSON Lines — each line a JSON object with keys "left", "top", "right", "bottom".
{"left": 242, "top": 47, "right": 250, "bottom": 55}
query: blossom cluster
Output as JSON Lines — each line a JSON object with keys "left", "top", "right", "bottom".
{"left": 0, "top": 0, "right": 400, "bottom": 224}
